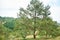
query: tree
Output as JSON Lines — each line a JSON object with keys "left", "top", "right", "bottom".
{"left": 0, "top": 16, "right": 13, "bottom": 40}
{"left": 18, "top": 0, "right": 51, "bottom": 39}
{"left": 0, "top": 21, "right": 5, "bottom": 40}
{"left": 4, "top": 20, "right": 15, "bottom": 30}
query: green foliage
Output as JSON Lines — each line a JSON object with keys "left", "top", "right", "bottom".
{"left": 14, "top": 18, "right": 30, "bottom": 39}
{"left": 0, "top": 0, "right": 60, "bottom": 40}
{"left": 0, "top": 16, "right": 14, "bottom": 40}
{"left": 17, "top": 0, "right": 51, "bottom": 39}
{"left": 41, "top": 18, "right": 59, "bottom": 37}
{"left": 4, "top": 20, "right": 15, "bottom": 29}
{"left": 14, "top": 0, "right": 60, "bottom": 39}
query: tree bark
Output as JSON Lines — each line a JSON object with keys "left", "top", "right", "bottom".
{"left": 33, "top": 34, "right": 36, "bottom": 39}
{"left": 33, "top": 27, "right": 36, "bottom": 39}
{"left": 33, "top": 11, "right": 36, "bottom": 39}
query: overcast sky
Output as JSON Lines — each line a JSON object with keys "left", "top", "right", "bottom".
{"left": 0, "top": 0, "right": 60, "bottom": 23}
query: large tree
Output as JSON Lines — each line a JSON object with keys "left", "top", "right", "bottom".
{"left": 18, "top": 0, "right": 50, "bottom": 39}
{"left": 15, "top": 0, "right": 59, "bottom": 39}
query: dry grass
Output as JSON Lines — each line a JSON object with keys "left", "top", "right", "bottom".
{"left": 9, "top": 35, "right": 60, "bottom": 40}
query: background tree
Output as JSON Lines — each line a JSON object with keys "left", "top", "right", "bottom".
{"left": 0, "top": 16, "right": 14, "bottom": 40}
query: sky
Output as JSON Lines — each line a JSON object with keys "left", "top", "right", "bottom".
{"left": 0, "top": 0, "right": 60, "bottom": 23}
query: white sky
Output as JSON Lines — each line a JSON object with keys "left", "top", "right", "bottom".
{"left": 0, "top": 0, "right": 60, "bottom": 23}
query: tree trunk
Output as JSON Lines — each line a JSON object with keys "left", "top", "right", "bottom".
{"left": 46, "top": 34, "right": 47, "bottom": 38}
{"left": 33, "top": 34, "right": 36, "bottom": 39}
{"left": 33, "top": 29, "right": 36, "bottom": 39}
{"left": 33, "top": 10, "right": 36, "bottom": 39}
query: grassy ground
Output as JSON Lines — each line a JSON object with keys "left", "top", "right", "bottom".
{"left": 8, "top": 35, "right": 60, "bottom": 40}
{"left": 21, "top": 38, "right": 60, "bottom": 40}
{"left": 16, "top": 36, "right": 60, "bottom": 40}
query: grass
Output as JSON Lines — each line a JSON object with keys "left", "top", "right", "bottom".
{"left": 8, "top": 35, "right": 60, "bottom": 40}
{"left": 19, "top": 36, "right": 60, "bottom": 40}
